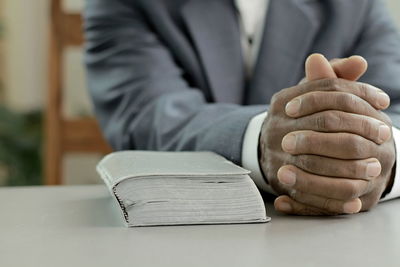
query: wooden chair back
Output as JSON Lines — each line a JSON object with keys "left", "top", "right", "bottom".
{"left": 45, "top": 0, "right": 112, "bottom": 185}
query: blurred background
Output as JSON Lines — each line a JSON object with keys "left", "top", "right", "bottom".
{"left": 0, "top": 0, "right": 399, "bottom": 186}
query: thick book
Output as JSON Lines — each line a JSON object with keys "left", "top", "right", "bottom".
{"left": 97, "top": 151, "right": 270, "bottom": 226}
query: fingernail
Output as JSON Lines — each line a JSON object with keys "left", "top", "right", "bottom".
{"left": 282, "top": 134, "right": 297, "bottom": 152}
{"left": 343, "top": 199, "right": 362, "bottom": 214}
{"left": 285, "top": 99, "right": 301, "bottom": 116}
{"left": 367, "top": 160, "right": 381, "bottom": 178}
{"left": 278, "top": 168, "right": 296, "bottom": 186}
{"left": 277, "top": 201, "right": 292, "bottom": 213}
{"left": 377, "top": 92, "right": 390, "bottom": 109}
{"left": 378, "top": 125, "right": 391, "bottom": 142}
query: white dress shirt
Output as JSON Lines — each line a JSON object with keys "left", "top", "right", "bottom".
{"left": 236, "top": 0, "right": 400, "bottom": 200}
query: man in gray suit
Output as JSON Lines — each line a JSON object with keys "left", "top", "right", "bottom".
{"left": 84, "top": 0, "right": 400, "bottom": 215}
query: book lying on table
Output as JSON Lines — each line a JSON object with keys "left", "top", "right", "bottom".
{"left": 96, "top": 151, "right": 270, "bottom": 227}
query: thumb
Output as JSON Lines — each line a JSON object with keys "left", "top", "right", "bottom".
{"left": 330, "top": 55, "right": 368, "bottom": 81}
{"left": 305, "top": 53, "right": 337, "bottom": 81}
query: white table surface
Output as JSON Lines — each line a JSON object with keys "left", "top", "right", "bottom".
{"left": 0, "top": 185, "right": 399, "bottom": 267}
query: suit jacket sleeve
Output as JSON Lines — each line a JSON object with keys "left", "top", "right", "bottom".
{"left": 354, "top": 0, "right": 400, "bottom": 126}
{"left": 84, "top": 0, "right": 266, "bottom": 164}
{"left": 352, "top": 0, "right": 400, "bottom": 199}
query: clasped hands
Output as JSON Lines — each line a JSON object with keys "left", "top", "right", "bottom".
{"left": 259, "top": 54, "right": 396, "bottom": 215}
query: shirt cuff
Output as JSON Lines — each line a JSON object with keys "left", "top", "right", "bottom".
{"left": 242, "top": 112, "right": 277, "bottom": 195}
{"left": 380, "top": 127, "right": 400, "bottom": 202}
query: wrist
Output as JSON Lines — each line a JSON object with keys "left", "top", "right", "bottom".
{"left": 242, "top": 112, "right": 276, "bottom": 194}
{"left": 382, "top": 161, "right": 396, "bottom": 199}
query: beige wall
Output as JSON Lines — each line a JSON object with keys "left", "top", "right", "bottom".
{"left": 3, "top": 0, "right": 49, "bottom": 111}
{"left": 386, "top": 0, "right": 400, "bottom": 26}
{"left": 2, "top": 0, "right": 91, "bottom": 115}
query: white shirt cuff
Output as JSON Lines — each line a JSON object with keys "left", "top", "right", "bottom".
{"left": 380, "top": 127, "right": 400, "bottom": 201}
{"left": 242, "top": 112, "right": 277, "bottom": 195}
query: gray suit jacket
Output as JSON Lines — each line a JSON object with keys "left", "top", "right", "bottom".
{"left": 84, "top": 0, "right": 400, "bottom": 165}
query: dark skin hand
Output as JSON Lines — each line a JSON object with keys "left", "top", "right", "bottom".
{"left": 259, "top": 54, "right": 396, "bottom": 215}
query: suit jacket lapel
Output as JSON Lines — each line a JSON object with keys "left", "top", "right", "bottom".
{"left": 182, "top": 0, "right": 245, "bottom": 103}
{"left": 246, "top": 0, "right": 320, "bottom": 105}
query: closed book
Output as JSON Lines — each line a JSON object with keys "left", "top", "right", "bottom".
{"left": 97, "top": 151, "right": 270, "bottom": 226}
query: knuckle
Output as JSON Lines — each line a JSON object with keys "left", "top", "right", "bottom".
{"left": 270, "top": 92, "right": 282, "bottom": 113}
{"left": 322, "top": 111, "right": 341, "bottom": 130}
{"left": 302, "top": 132, "right": 315, "bottom": 150}
{"left": 322, "top": 198, "right": 333, "bottom": 211}
{"left": 354, "top": 161, "right": 367, "bottom": 179}
{"left": 341, "top": 93, "right": 359, "bottom": 110}
{"left": 270, "top": 88, "right": 294, "bottom": 114}
{"left": 360, "top": 117, "right": 373, "bottom": 139}
{"left": 364, "top": 195, "right": 380, "bottom": 211}
{"left": 381, "top": 112, "right": 393, "bottom": 126}
{"left": 307, "top": 92, "right": 319, "bottom": 107}
{"left": 343, "top": 181, "right": 360, "bottom": 199}
{"left": 356, "top": 83, "right": 369, "bottom": 99}
{"left": 360, "top": 194, "right": 377, "bottom": 212}
{"left": 270, "top": 92, "right": 280, "bottom": 104}
{"left": 295, "top": 155, "right": 308, "bottom": 170}
{"left": 343, "top": 161, "right": 360, "bottom": 179}
{"left": 297, "top": 155, "right": 326, "bottom": 176}
{"left": 345, "top": 134, "right": 367, "bottom": 158}
{"left": 364, "top": 180, "right": 374, "bottom": 196}
{"left": 331, "top": 79, "right": 343, "bottom": 92}
{"left": 294, "top": 155, "right": 314, "bottom": 173}
{"left": 315, "top": 114, "right": 327, "bottom": 130}
{"left": 308, "top": 132, "right": 325, "bottom": 152}
{"left": 321, "top": 78, "right": 342, "bottom": 92}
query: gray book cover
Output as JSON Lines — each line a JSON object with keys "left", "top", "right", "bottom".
{"left": 97, "top": 151, "right": 269, "bottom": 226}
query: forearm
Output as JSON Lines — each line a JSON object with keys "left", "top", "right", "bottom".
{"left": 125, "top": 91, "right": 266, "bottom": 164}
{"left": 89, "top": 70, "right": 266, "bottom": 164}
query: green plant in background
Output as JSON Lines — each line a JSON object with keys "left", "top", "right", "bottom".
{"left": 0, "top": 107, "right": 42, "bottom": 185}
{"left": 0, "top": 20, "right": 43, "bottom": 186}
